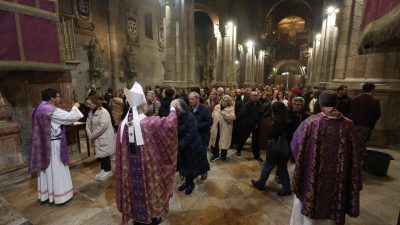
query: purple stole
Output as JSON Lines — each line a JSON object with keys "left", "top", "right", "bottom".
{"left": 29, "top": 101, "right": 69, "bottom": 173}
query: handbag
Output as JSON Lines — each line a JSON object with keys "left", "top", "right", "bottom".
{"left": 270, "top": 134, "right": 290, "bottom": 156}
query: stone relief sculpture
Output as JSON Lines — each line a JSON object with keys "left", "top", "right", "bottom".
{"left": 87, "top": 38, "right": 104, "bottom": 76}
{"left": 124, "top": 45, "right": 138, "bottom": 86}
{"left": 74, "top": 0, "right": 94, "bottom": 32}
{"left": 158, "top": 19, "right": 165, "bottom": 51}
{"left": 87, "top": 38, "right": 104, "bottom": 87}
{"left": 196, "top": 44, "right": 204, "bottom": 61}
{"left": 126, "top": 9, "right": 139, "bottom": 46}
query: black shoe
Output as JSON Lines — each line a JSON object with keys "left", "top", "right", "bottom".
{"left": 134, "top": 222, "right": 146, "bottom": 225}
{"left": 201, "top": 172, "right": 208, "bottom": 180}
{"left": 255, "top": 157, "right": 264, "bottom": 162}
{"left": 151, "top": 217, "right": 162, "bottom": 225}
{"left": 251, "top": 179, "right": 264, "bottom": 190}
{"left": 221, "top": 156, "right": 226, "bottom": 161}
{"left": 210, "top": 155, "right": 220, "bottom": 162}
{"left": 185, "top": 183, "right": 195, "bottom": 195}
{"left": 236, "top": 152, "right": 241, "bottom": 157}
{"left": 178, "top": 182, "right": 188, "bottom": 192}
{"left": 277, "top": 190, "right": 292, "bottom": 196}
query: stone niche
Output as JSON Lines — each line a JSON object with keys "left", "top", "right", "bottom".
{"left": 0, "top": 92, "right": 25, "bottom": 175}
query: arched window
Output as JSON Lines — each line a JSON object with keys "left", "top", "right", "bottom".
{"left": 144, "top": 12, "right": 153, "bottom": 39}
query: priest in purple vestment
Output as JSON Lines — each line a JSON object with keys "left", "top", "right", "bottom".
{"left": 290, "top": 90, "right": 364, "bottom": 225}
{"left": 30, "top": 88, "right": 83, "bottom": 205}
{"left": 115, "top": 82, "right": 178, "bottom": 225}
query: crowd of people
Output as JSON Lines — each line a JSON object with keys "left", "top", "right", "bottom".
{"left": 29, "top": 81, "right": 382, "bottom": 225}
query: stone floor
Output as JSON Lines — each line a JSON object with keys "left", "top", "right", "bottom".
{"left": 0, "top": 146, "right": 399, "bottom": 225}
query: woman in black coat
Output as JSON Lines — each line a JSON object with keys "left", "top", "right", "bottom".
{"left": 158, "top": 88, "right": 175, "bottom": 117}
{"left": 251, "top": 101, "right": 292, "bottom": 196}
{"left": 176, "top": 98, "right": 203, "bottom": 195}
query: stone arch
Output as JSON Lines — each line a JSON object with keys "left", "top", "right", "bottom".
{"left": 272, "top": 59, "right": 305, "bottom": 76}
{"left": 194, "top": 3, "right": 219, "bottom": 26}
{"left": 265, "top": 0, "right": 312, "bottom": 20}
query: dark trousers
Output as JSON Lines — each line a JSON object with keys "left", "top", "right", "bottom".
{"left": 212, "top": 126, "right": 228, "bottom": 158}
{"left": 258, "top": 161, "right": 291, "bottom": 192}
{"left": 237, "top": 128, "right": 260, "bottom": 159}
{"left": 98, "top": 156, "right": 111, "bottom": 172}
{"left": 356, "top": 125, "right": 371, "bottom": 143}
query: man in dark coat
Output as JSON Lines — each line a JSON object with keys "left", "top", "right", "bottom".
{"left": 337, "top": 85, "right": 352, "bottom": 117}
{"left": 232, "top": 87, "right": 249, "bottom": 147}
{"left": 285, "top": 96, "right": 308, "bottom": 165}
{"left": 189, "top": 92, "right": 212, "bottom": 180}
{"left": 288, "top": 96, "right": 308, "bottom": 142}
{"left": 236, "top": 91, "right": 264, "bottom": 162}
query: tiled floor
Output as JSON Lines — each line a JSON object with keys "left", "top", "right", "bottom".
{"left": 0, "top": 146, "right": 399, "bottom": 225}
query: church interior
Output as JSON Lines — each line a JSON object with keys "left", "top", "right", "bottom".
{"left": 0, "top": 0, "right": 399, "bottom": 224}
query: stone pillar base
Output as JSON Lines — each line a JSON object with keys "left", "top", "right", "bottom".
{"left": 163, "top": 80, "right": 198, "bottom": 89}
{"left": 214, "top": 81, "right": 237, "bottom": 87}
{"left": 242, "top": 82, "right": 255, "bottom": 87}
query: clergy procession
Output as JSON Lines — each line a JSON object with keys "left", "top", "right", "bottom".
{"left": 28, "top": 81, "right": 382, "bottom": 225}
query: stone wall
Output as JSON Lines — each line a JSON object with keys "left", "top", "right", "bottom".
{"left": 62, "top": 0, "right": 166, "bottom": 101}
{"left": 307, "top": 0, "right": 400, "bottom": 146}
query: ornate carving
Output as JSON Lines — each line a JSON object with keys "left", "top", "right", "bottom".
{"left": 0, "top": 92, "right": 11, "bottom": 120}
{"left": 208, "top": 52, "right": 215, "bottom": 83}
{"left": 299, "top": 44, "right": 310, "bottom": 65}
{"left": 126, "top": 9, "right": 139, "bottom": 46}
{"left": 158, "top": 18, "right": 165, "bottom": 52}
{"left": 265, "top": 47, "right": 276, "bottom": 65}
{"left": 125, "top": 44, "right": 137, "bottom": 81}
{"left": 87, "top": 38, "right": 104, "bottom": 87}
{"left": 74, "top": 0, "right": 94, "bottom": 33}
{"left": 238, "top": 44, "right": 244, "bottom": 55}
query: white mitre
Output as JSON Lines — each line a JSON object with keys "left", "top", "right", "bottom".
{"left": 119, "top": 81, "right": 147, "bottom": 145}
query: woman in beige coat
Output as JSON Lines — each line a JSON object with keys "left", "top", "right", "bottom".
{"left": 86, "top": 95, "right": 116, "bottom": 181}
{"left": 209, "top": 95, "right": 236, "bottom": 161}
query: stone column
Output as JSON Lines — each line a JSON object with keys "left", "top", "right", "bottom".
{"left": 238, "top": 45, "right": 246, "bottom": 85}
{"left": 214, "top": 23, "right": 237, "bottom": 87}
{"left": 332, "top": 0, "right": 367, "bottom": 84}
{"left": 314, "top": 8, "right": 339, "bottom": 87}
{"left": 164, "top": 0, "right": 196, "bottom": 88}
{"left": 108, "top": 0, "right": 120, "bottom": 85}
{"left": 244, "top": 44, "right": 255, "bottom": 86}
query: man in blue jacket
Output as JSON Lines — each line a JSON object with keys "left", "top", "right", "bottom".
{"left": 189, "top": 91, "right": 212, "bottom": 180}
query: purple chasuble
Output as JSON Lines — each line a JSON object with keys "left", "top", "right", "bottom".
{"left": 115, "top": 111, "right": 178, "bottom": 225}
{"left": 29, "top": 101, "right": 69, "bottom": 173}
{"left": 290, "top": 109, "right": 364, "bottom": 225}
